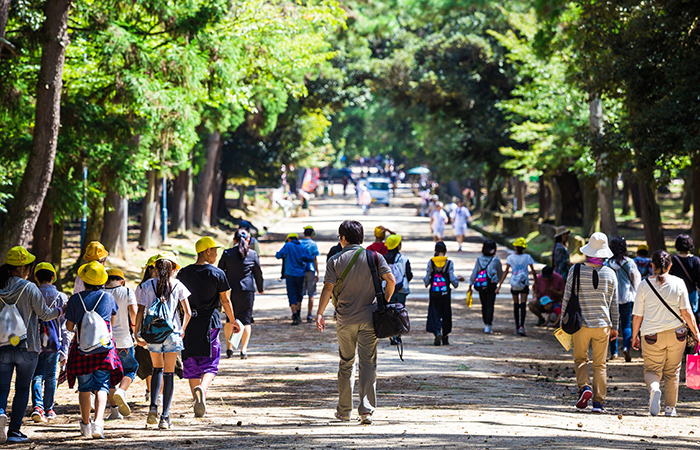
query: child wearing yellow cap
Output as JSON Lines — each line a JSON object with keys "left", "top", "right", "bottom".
{"left": 367, "top": 226, "right": 395, "bottom": 256}
{"left": 0, "top": 247, "right": 63, "bottom": 443}
{"left": 495, "top": 238, "right": 538, "bottom": 336}
{"left": 73, "top": 241, "right": 109, "bottom": 295}
{"left": 30, "top": 263, "right": 69, "bottom": 424}
{"left": 384, "top": 235, "right": 412, "bottom": 346}
{"left": 276, "top": 233, "right": 314, "bottom": 325}
{"left": 634, "top": 244, "right": 653, "bottom": 279}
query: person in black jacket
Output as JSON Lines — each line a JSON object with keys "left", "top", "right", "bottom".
{"left": 218, "top": 229, "right": 264, "bottom": 359}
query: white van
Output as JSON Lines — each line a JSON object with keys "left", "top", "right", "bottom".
{"left": 366, "top": 177, "right": 391, "bottom": 206}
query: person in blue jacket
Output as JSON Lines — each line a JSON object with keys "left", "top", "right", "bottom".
{"left": 276, "top": 233, "right": 313, "bottom": 325}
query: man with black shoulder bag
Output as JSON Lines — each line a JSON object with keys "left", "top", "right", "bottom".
{"left": 316, "top": 220, "right": 396, "bottom": 425}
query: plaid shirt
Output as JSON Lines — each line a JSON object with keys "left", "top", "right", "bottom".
{"left": 66, "top": 330, "right": 124, "bottom": 389}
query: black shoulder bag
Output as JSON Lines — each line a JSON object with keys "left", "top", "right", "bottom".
{"left": 368, "top": 250, "right": 410, "bottom": 360}
{"left": 645, "top": 278, "right": 697, "bottom": 350}
{"left": 561, "top": 263, "right": 582, "bottom": 335}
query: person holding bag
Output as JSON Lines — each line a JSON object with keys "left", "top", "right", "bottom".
{"left": 631, "top": 250, "right": 700, "bottom": 417}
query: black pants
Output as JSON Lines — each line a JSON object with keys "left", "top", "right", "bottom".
{"left": 426, "top": 294, "right": 452, "bottom": 336}
{"left": 478, "top": 285, "right": 497, "bottom": 326}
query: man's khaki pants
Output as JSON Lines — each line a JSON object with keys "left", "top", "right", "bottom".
{"left": 336, "top": 322, "right": 377, "bottom": 418}
{"left": 641, "top": 328, "right": 685, "bottom": 408}
{"left": 573, "top": 326, "right": 610, "bottom": 403}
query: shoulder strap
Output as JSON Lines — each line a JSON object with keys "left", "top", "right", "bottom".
{"left": 338, "top": 247, "right": 364, "bottom": 284}
{"left": 673, "top": 255, "right": 693, "bottom": 282}
{"left": 645, "top": 278, "right": 686, "bottom": 326}
{"left": 90, "top": 292, "right": 105, "bottom": 313}
{"left": 78, "top": 292, "right": 88, "bottom": 313}
{"left": 366, "top": 250, "right": 387, "bottom": 311}
{"left": 0, "top": 283, "right": 29, "bottom": 306}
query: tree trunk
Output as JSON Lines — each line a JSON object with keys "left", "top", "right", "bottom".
{"left": 639, "top": 171, "right": 666, "bottom": 252}
{"left": 31, "top": 199, "right": 54, "bottom": 264}
{"left": 515, "top": 178, "right": 526, "bottom": 212}
{"left": 621, "top": 171, "right": 632, "bottom": 216}
{"left": 630, "top": 178, "right": 642, "bottom": 218}
{"left": 682, "top": 174, "right": 692, "bottom": 216}
{"left": 51, "top": 218, "right": 63, "bottom": 291}
{"left": 193, "top": 131, "right": 222, "bottom": 228}
{"left": 172, "top": 170, "right": 188, "bottom": 234}
{"left": 101, "top": 190, "right": 128, "bottom": 259}
{"left": 692, "top": 156, "right": 700, "bottom": 252}
{"left": 139, "top": 170, "right": 158, "bottom": 250}
{"left": 474, "top": 177, "right": 482, "bottom": 211}
{"left": 598, "top": 176, "right": 618, "bottom": 236}
{"left": 486, "top": 176, "right": 505, "bottom": 211}
{"left": 0, "top": 0, "right": 72, "bottom": 261}
{"left": 555, "top": 171, "right": 582, "bottom": 226}
{"left": 186, "top": 166, "right": 195, "bottom": 231}
{"left": 581, "top": 176, "right": 600, "bottom": 236}
{"left": 238, "top": 185, "right": 248, "bottom": 211}
{"left": 214, "top": 173, "right": 228, "bottom": 221}
{"left": 538, "top": 176, "right": 550, "bottom": 221}
{"left": 84, "top": 194, "right": 104, "bottom": 253}
{"left": 0, "top": 0, "right": 10, "bottom": 39}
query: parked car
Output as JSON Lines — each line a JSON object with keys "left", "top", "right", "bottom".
{"left": 365, "top": 177, "right": 391, "bottom": 206}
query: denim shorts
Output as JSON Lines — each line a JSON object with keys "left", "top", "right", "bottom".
{"left": 77, "top": 369, "right": 111, "bottom": 393}
{"left": 116, "top": 347, "right": 139, "bottom": 382}
{"left": 147, "top": 332, "right": 184, "bottom": 354}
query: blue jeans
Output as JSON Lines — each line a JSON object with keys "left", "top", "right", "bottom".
{"left": 0, "top": 348, "right": 39, "bottom": 432}
{"left": 285, "top": 276, "right": 304, "bottom": 306}
{"left": 31, "top": 352, "right": 60, "bottom": 411}
{"left": 610, "top": 302, "right": 633, "bottom": 355}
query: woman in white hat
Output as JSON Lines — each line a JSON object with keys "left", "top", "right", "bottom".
{"left": 561, "top": 232, "right": 619, "bottom": 414}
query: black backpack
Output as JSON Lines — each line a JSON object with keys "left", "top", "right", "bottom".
{"left": 561, "top": 264, "right": 582, "bottom": 335}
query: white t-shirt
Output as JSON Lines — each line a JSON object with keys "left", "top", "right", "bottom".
{"left": 452, "top": 206, "right": 471, "bottom": 227}
{"left": 136, "top": 277, "right": 191, "bottom": 333}
{"left": 633, "top": 275, "right": 691, "bottom": 336}
{"left": 506, "top": 253, "right": 535, "bottom": 287}
{"left": 431, "top": 210, "right": 448, "bottom": 233}
{"left": 105, "top": 284, "right": 137, "bottom": 348}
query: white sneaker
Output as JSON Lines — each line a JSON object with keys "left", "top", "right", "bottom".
{"left": 92, "top": 420, "right": 105, "bottom": 439}
{"left": 193, "top": 385, "right": 206, "bottom": 418}
{"left": 484, "top": 325, "right": 492, "bottom": 334}
{"left": 0, "top": 413, "right": 7, "bottom": 443}
{"left": 649, "top": 387, "right": 661, "bottom": 416}
{"left": 106, "top": 408, "right": 123, "bottom": 421}
{"left": 79, "top": 421, "right": 92, "bottom": 439}
{"left": 360, "top": 412, "right": 373, "bottom": 425}
{"left": 113, "top": 387, "right": 131, "bottom": 416}
{"left": 665, "top": 406, "right": 677, "bottom": 417}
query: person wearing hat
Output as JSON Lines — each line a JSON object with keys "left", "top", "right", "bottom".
{"left": 561, "top": 232, "right": 619, "bottom": 413}
{"left": 385, "top": 234, "right": 412, "bottom": 345}
{"left": 495, "top": 237, "right": 538, "bottom": 336}
{"left": 30, "top": 263, "right": 69, "bottom": 423}
{"left": 177, "top": 237, "right": 239, "bottom": 418}
{"left": 134, "top": 253, "right": 191, "bottom": 430}
{"left": 276, "top": 233, "right": 313, "bottom": 325}
{"left": 450, "top": 199, "right": 472, "bottom": 252}
{"left": 552, "top": 226, "right": 571, "bottom": 279}
{"left": 64, "top": 261, "right": 121, "bottom": 439}
{"left": 219, "top": 229, "right": 264, "bottom": 359}
{"left": 73, "top": 241, "right": 109, "bottom": 295}
{"left": 0, "top": 248, "right": 63, "bottom": 443}
{"left": 367, "top": 226, "right": 395, "bottom": 256}
{"left": 300, "top": 226, "right": 321, "bottom": 323}
{"left": 102, "top": 268, "right": 138, "bottom": 420}
{"left": 528, "top": 266, "right": 565, "bottom": 328}
{"left": 430, "top": 202, "right": 448, "bottom": 242}
{"left": 634, "top": 244, "right": 653, "bottom": 280}
{"left": 424, "top": 241, "right": 464, "bottom": 346}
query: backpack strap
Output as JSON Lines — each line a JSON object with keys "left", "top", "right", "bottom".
{"left": 90, "top": 292, "right": 105, "bottom": 312}
{"left": 0, "top": 283, "right": 29, "bottom": 306}
{"left": 673, "top": 255, "right": 694, "bottom": 285}
{"left": 77, "top": 292, "right": 88, "bottom": 313}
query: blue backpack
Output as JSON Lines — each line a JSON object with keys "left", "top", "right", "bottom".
{"left": 139, "top": 283, "right": 174, "bottom": 344}
{"left": 39, "top": 292, "right": 62, "bottom": 354}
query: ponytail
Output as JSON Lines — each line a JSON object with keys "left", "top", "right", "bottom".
{"left": 235, "top": 229, "right": 250, "bottom": 259}
{"left": 154, "top": 259, "right": 173, "bottom": 300}
{"left": 651, "top": 250, "right": 671, "bottom": 284}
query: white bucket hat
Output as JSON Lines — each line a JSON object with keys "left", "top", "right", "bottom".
{"left": 580, "top": 232, "right": 613, "bottom": 258}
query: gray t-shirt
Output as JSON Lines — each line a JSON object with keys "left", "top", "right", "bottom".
{"left": 325, "top": 244, "right": 390, "bottom": 326}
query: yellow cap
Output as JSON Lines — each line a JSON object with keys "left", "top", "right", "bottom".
{"left": 304, "top": 225, "right": 314, "bottom": 230}
{"left": 637, "top": 244, "right": 649, "bottom": 252}
{"left": 83, "top": 241, "right": 108, "bottom": 262}
{"left": 155, "top": 251, "right": 181, "bottom": 271}
{"left": 4, "top": 246, "right": 36, "bottom": 267}
{"left": 78, "top": 261, "right": 108, "bottom": 286}
{"left": 106, "top": 267, "right": 125, "bottom": 279}
{"left": 386, "top": 234, "right": 402, "bottom": 250}
{"left": 286, "top": 233, "right": 299, "bottom": 240}
{"left": 513, "top": 237, "right": 528, "bottom": 248}
{"left": 195, "top": 236, "right": 221, "bottom": 254}
{"left": 374, "top": 226, "right": 385, "bottom": 239}
{"left": 34, "top": 262, "right": 57, "bottom": 282}
{"left": 144, "top": 254, "right": 159, "bottom": 269}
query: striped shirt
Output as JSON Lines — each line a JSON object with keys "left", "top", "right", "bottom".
{"left": 561, "top": 264, "right": 619, "bottom": 329}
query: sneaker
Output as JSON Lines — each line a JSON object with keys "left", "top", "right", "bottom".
{"left": 291, "top": 315, "right": 300, "bottom": 326}
{"left": 623, "top": 348, "right": 631, "bottom": 362}
{"left": 193, "top": 385, "right": 206, "bottom": 418}
{"left": 609, "top": 353, "right": 618, "bottom": 361}
{"left": 442, "top": 335, "right": 450, "bottom": 345}
{"left": 80, "top": 421, "right": 92, "bottom": 438}
{"left": 649, "top": 387, "right": 661, "bottom": 416}
{"left": 591, "top": 402, "right": 606, "bottom": 413}
{"left": 240, "top": 352, "right": 248, "bottom": 360}
{"left": 226, "top": 349, "right": 234, "bottom": 358}
{"left": 147, "top": 407, "right": 159, "bottom": 425}
{"left": 334, "top": 412, "right": 349, "bottom": 422}
{"left": 45, "top": 409, "right": 57, "bottom": 420}
{"left": 158, "top": 416, "right": 172, "bottom": 429}
{"left": 92, "top": 420, "right": 105, "bottom": 439}
{"left": 307, "top": 314, "right": 314, "bottom": 323}
{"left": 360, "top": 412, "right": 373, "bottom": 425}
{"left": 31, "top": 407, "right": 47, "bottom": 423}
{"left": 518, "top": 326, "right": 527, "bottom": 336}
{"left": 575, "top": 387, "right": 593, "bottom": 409}
{"left": 113, "top": 387, "right": 131, "bottom": 417}
{"left": 484, "top": 325, "right": 492, "bottom": 334}
{"left": 7, "top": 430, "right": 28, "bottom": 443}
{"left": 0, "top": 414, "right": 7, "bottom": 443}
{"left": 106, "top": 408, "right": 123, "bottom": 421}
{"left": 433, "top": 334, "right": 442, "bottom": 346}
{"left": 665, "top": 406, "right": 677, "bottom": 417}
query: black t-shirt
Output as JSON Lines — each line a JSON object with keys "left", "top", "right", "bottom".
{"left": 669, "top": 254, "right": 700, "bottom": 294}
{"left": 177, "top": 264, "right": 231, "bottom": 329}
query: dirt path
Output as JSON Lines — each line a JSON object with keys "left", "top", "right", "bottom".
{"left": 18, "top": 186, "right": 700, "bottom": 449}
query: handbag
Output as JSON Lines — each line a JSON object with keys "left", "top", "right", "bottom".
{"left": 561, "top": 264, "right": 582, "bottom": 335}
{"left": 367, "top": 250, "right": 410, "bottom": 360}
{"left": 645, "top": 278, "right": 697, "bottom": 350}
{"left": 686, "top": 346, "right": 700, "bottom": 390}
